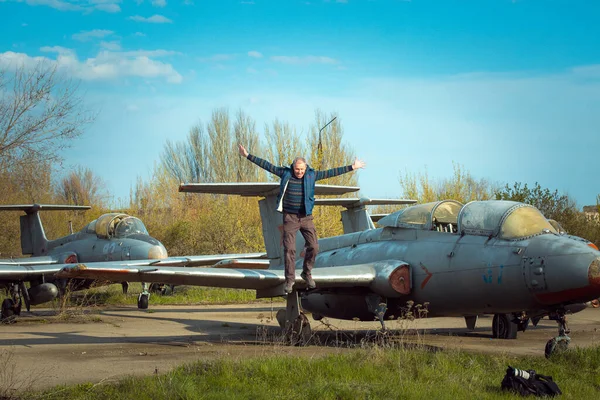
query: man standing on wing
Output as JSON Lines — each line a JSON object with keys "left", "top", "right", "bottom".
{"left": 238, "top": 144, "right": 366, "bottom": 294}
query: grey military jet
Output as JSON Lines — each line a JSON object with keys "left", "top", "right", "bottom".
{"left": 57, "top": 183, "right": 600, "bottom": 357}
{"left": 0, "top": 204, "right": 266, "bottom": 319}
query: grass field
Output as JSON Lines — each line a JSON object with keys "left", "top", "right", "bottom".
{"left": 62, "top": 282, "right": 266, "bottom": 307}
{"left": 26, "top": 344, "right": 600, "bottom": 399}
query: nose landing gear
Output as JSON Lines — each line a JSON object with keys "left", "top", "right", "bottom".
{"left": 545, "top": 311, "right": 570, "bottom": 358}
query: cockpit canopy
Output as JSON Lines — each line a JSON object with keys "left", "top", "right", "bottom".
{"left": 377, "top": 200, "right": 463, "bottom": 233}
{"left": 377, "top": 199, "right": 558, "bottom": 240}
{"left": 82, "top": 213, "right": 149, "bottom": 239}
{"left": 458, "top": 201, "right": 557, "bottom": 239}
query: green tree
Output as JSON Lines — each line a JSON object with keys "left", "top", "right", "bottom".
{"left": 494, "top": 182, "right": 577, "bottom": 222}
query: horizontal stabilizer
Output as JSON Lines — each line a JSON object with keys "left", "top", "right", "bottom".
{"left": 179, "top": 182, "right": 359, "bottom": 197}
{"left": 0, "top": 204, "right": 91, "bottom": 213}
{"left": 315, "top": 197, "right": 416, "bottom": 208}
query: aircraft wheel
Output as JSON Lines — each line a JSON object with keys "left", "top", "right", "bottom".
{"left": 1, "top": 299, "right": 16, "bottom": 322}
{"left": 492, "top": 313, "right": 518, "bottom": 339}
{"left": 137, "top": 294, "right": 149, "bottom": 310}
{"left": 545, "top": 337, "right": 570, "bottom": 358}
{"left": 149, "top": 283, "right": 164, "bottom": 294}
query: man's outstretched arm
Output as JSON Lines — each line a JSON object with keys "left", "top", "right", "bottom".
{"left": 315, "top": 158, "right": 366, "bottom": 181}
{"left": 238, "top": 144, "right": 285, "bottom": 177}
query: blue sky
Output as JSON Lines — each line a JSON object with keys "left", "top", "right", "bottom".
{"left": 1, "top": 0, "right": 599, "bottom": 207}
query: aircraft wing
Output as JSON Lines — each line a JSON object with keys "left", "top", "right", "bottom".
{"left": 0, "top": 252, "right": 268, "bottom": 272}
{"left": 0, "top": 264, "right": 63, "bottom": 280}
{"left": 57, "top": 259, "right": 410, "bottom": 298}
{"left": 0, "top": 256, "right": 61, "bottom": 266}
{"left": 148, "top": 252, "right": 268, "bottom": 267}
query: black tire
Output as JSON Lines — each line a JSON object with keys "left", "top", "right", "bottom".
{"left": 492, "top": 313, "right": 518, "bottom": 339}
{"left": 1, "top": 298, "right": 15, "bottom": 321}
{"left": 545, "top": 337, "right": 569, "bottom": 358}
{"left": 137, "top": 294, "right": 149, "bottom": 310}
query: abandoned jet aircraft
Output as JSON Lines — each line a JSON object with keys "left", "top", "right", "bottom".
{"left": 56, "top": 183, "right": 600, "bottom": 357}
{"left": 0, "top": 204, "right": 266, "bottom": 319}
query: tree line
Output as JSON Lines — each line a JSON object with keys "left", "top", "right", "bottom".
{"left": 1, "top": 62, "right": 599, "bottom": 258}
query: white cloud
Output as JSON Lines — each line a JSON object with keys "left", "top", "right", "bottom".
{"left": 151, "top": 0, "right": 166, "bottom": 6}
{"left": 571, "top": 65, "right": 600, "bottom": 78}
{"left": 100, "top": 41, "right": 121, "bottom": 51}
{"left": 2, "top": 0, "right": 122, "bottom": 13}
{"left": 129, "top": 14, "right": 173, "bottom": 23}
{"left": 0, "top": 48, "right": 182, "bottom": 84}
{"left": 248, "top": 50, "right": 263, "bottom": 58}
{"left": 120, "top": 49, "right": 179, "bottom": 57}
{"left": 246, "top": 67, "right": 258, "bottom": 74}
{"left": 94, "top": 3, "right": 120, "bottom": 12}
{"left": 183, "top": 0, "right": 194, "bottom": 4}
{"left": 21, "top": 23, "right": 28, "bottom": 27}
{"left": 72, "top": 29, "right": 114, "bottom": 42}
{"left": 270, "top": 55, "right": 337, "bottom": 65}
{"left": 134, "top": 32, "right": 146, "bottom": 37}
{"left": 198, "top": 54, "right": 236, "bottom": 62}
{"left": 129, "top": 14, "right": 173, "bottom": 24}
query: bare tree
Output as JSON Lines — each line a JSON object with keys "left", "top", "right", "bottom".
{"left": 56, "top": 166, "right": 108, "bottom": 206}
{"left": 0, "top": 62, "right": 94, "bottom": 166}
{"left": 233, "top": 109, "right": 261, "bottom": 182}
{"left": 264, "top": 119, "right": 305, "bottom": 177}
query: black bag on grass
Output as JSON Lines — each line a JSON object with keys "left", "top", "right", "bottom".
{"left": 501, "top": 366, "right": 562, "bottom": 397}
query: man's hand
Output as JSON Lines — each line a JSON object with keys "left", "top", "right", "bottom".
{"left": 352, "top": 158, "right": 366, "bottom": 170}
{"left": 238, "top": 144, "right": 249, "bottom": 158}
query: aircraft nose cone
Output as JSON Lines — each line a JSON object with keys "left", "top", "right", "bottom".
{"left": 148, "top": 245, "right": 168, "bottom": 259}
{"left": 589, "top": 257, "right": 600, "bottom": 287}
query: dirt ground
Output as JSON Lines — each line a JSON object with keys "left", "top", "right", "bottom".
{"left": 1, "top": 303, "right": 600, "bottom": 392}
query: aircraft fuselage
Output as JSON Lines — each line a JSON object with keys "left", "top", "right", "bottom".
{"left": 300, "top": 227, "right": 600, "bottom": 321}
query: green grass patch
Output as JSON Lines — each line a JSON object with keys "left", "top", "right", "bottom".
{"left": 28, "top": 345, "right": 600, "bottom": 399}
{"left": 59, "top": 283, "right": 268, "bottom": 308}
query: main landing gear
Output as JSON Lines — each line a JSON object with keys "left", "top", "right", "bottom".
{"left": 137, "top": 282, "right": 150, "bottom": 310}
{"left": 1, "top": 283, "right": 27, "bottom": 322}
{"left": 545, "top": 311, "right": 570, "bottom": 358}
{"left": 492, "top": 313, "right": 531, "bottom": 339}
{"left": 276, "top": 289, "right": 312, "bottom": 345}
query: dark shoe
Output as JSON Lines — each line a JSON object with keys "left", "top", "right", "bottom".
{"left": 301, "top": 271, "right": 316, "bottom": 289}
{"left": 284, "top": 281, "right": 294, "bottom": 294}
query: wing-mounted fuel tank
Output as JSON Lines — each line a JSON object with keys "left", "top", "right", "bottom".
{"left": 301, "top": 261, "right": 411, "bottom": 321}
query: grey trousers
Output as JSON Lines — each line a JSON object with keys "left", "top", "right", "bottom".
{"left": 282, "top": 213, "right": 319, "bottom": 283}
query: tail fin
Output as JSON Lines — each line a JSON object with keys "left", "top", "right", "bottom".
{"left": 0, "top": 204, "right": 90, "bottom": 256}
{"left": 314, "top": 198, "right": 416, "bottom": 234}
{"left": 179, "top": 183, "right": 359, "bottom": 263}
